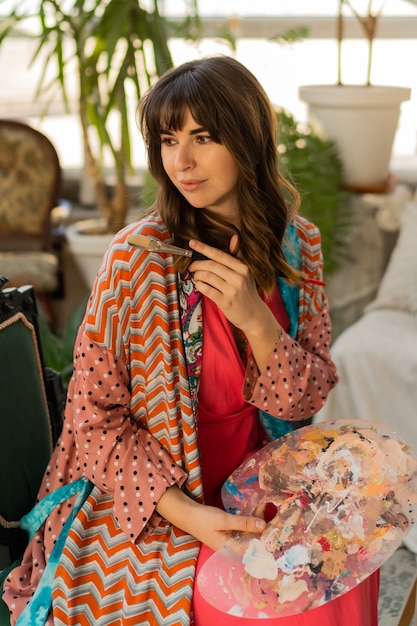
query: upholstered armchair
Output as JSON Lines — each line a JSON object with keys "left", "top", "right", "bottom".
{"left": 0, "top": 277, "right": 65, "bottom": 565}
{"left": 0, "top": 120, "right": 64, "bottom": 320}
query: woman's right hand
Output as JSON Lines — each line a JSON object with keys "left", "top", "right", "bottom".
{"left": 156, "top": 485, "right": 266, "bottom": 552}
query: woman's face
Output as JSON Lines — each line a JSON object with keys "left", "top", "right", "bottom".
{"left": 160, "top": 107, "right": 241, "bottom": 226}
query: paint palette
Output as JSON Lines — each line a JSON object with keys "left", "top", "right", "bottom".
{"left": 197, "top": 419, "right": 417, "bottom": 618}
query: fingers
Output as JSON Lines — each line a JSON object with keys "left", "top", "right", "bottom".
{"left": 237, "top": 514, "right": 266, "bottom": 534}
{"left": 189, "top": 238, "right": 241, "bottom": 271}
{"left": 210, "top": 512, "right": 266, "bottom": 551}
{"left": 190, "top": 505, "right": 267, "bottom": 551}
{"left": 218, "top": 509, "right": 266, "bottom": 535}
{"left": 188, "top": 238, "right": 250, "bottom": 291}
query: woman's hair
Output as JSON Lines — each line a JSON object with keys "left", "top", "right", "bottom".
{"left": 139, "top": 55, "right": 303, "bottom": 292}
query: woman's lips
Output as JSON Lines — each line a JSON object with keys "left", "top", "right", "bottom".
{"left": 180, "top": 179, "right": 205, "bottom": 192}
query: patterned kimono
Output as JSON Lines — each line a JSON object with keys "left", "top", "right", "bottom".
{"left": 3, "top": 211, "right": 338, "bottom": 625}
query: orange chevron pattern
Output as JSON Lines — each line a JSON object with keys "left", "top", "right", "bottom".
{"left": 51, "top": 216, "right": 203, "bottom": 624}
{"left": 54, "top": 489, "right": 200, "bottom": 625}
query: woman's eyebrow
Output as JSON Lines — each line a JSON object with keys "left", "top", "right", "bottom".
{"left": 159, "top": 126, "right": 207, "bottom": 135}
{"left": 189, "top": 126, "right": 206, "bottom": 135}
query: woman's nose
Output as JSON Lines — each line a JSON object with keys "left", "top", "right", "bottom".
{"left": 175, "top": 143, "right": 194, "bottom": 171}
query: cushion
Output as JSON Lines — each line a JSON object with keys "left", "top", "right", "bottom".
{"left": 365, "top": 201, "right": 417, "bottom": 315}
{"left": 0, "top": 251, "right": 58, "bottom": 292}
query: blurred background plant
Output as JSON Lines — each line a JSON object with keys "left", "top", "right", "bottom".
{"left": 276, "top": 109, "right": 352, "bottom": 277}
{"left": 37, "top": 297, "right": 87, "bottom": 390}
{"left": 337, "top": 0, "right": 417, "bottom": 85}
{"left": 0, "top": 0, "right": 200, "bottom": 233}
{"left": 337, "top": 0, "right": 384, "bottom": 85}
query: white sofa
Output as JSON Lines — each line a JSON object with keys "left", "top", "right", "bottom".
{"left": 316, "top": 199, "right": 417, "bottom": 549}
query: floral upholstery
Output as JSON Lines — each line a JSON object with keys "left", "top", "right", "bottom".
{"left": 0, "top": 120, "right": 62, "bottom": 299}
{"left": 0, "top": 126, "right": 58, "bottom": 236}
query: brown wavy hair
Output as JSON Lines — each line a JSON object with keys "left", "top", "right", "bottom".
{"left": 139, "top": 55, "right": 303, "bottom": 294}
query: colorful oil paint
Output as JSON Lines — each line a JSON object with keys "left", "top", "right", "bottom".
{"left": 197, "top": 420, "right": 417, "bottom": 618}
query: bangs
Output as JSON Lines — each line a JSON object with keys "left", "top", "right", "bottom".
{"left": 143, "top": 69, "right": 221, "bottom": 144}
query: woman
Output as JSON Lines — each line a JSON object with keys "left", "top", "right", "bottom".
{"left": 2, "top": 56, "right": 378, "bottom": 625}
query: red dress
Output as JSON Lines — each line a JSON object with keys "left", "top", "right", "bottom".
{"left": 192, "top": 291, "right": 379, "bottom": 626}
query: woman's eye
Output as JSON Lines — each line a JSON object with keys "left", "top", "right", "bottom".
{"left": 161, "top": 137, "right": 175, "bottom": 146}
{"left": 197, "top": 135, "right": 211, "bottom": 144}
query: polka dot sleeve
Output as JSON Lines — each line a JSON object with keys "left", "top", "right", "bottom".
{"left": 243, "top": 306, "right": 338, "bottom": 421}
{"left": 69, "top": 325, "right": 187, "bottom": 542}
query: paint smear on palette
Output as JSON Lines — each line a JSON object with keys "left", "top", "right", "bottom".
{"left": 197, "top": 419, "right": 417, "bottom": 618}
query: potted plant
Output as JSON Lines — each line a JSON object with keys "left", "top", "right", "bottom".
{"left": 0, "top": 0, "right": 199, "bottom": 287}
{"left": 299, "top": 0, "right": 412, "bottom": 192}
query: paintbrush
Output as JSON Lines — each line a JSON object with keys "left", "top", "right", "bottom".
{"left": 127, "top": 234, "right": 193, "bottom": 258}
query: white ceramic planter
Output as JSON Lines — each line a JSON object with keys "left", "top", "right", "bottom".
{"left": 299, "top": 85, "right": 411, "bottom": 191}
{"left": 65, "top": 218, "right": 114, "bottom": 289}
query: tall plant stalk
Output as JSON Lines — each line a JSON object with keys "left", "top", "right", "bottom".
{"left": 337, "top": 0, "right": 344, "bottom": 84}
{"left": 338, "top": 0, "right": 385, "bottom": 86}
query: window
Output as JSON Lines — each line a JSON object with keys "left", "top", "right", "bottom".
{"left": 1, "top": 1, "right": 417, "bottom": 176}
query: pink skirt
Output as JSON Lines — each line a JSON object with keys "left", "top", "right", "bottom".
{"left": 193, "top": 544, "right": 380, "bottom": 626}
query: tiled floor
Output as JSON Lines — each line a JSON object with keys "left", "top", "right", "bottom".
{"left": 379, "top": 547, "right": 417, "bottom": 626}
